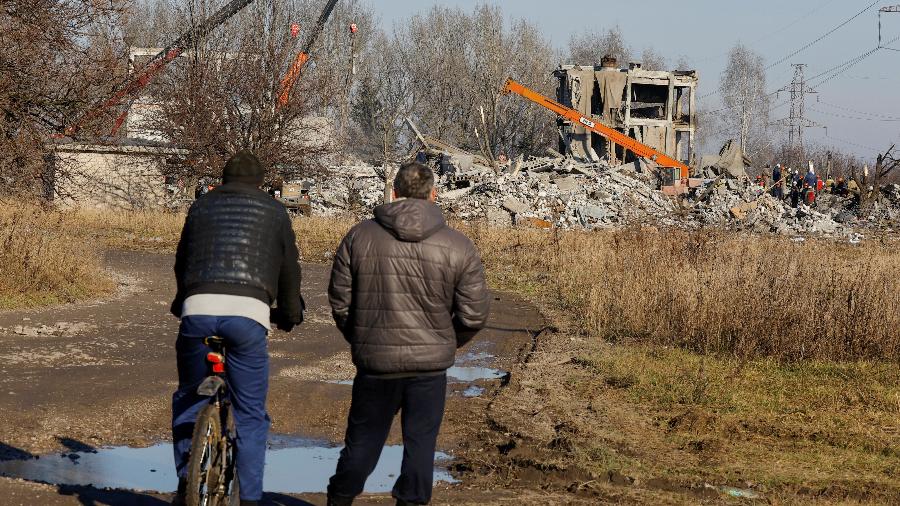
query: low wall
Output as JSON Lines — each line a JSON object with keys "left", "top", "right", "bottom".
{"left": 52, "top": 143, "right": 187, "bottom": 210}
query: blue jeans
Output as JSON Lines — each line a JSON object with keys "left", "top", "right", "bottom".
{"left": 171, "top": 315, "right": 269, "bottom": 501}
{"left": 328, "top": 373, "right": 447, "bottom": 505}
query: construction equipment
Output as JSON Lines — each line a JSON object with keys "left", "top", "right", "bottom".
{"left": 277, "top": 0, "right": 340, "bottom": 108}
{"left": 275, "top": 181, "right": 313, "bottom": 216}
{"left": 500, "top": 78, "right": 692, "bottom": 190}
{"left": 62, "top": 0, "right": 259, "bottom": 138}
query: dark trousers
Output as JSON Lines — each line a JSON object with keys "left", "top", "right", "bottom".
{"left": 328, "top": 373, "right": 447, "bottom": 505}
{"left": 171, "top": 315, "right": 270, "bottom": 501}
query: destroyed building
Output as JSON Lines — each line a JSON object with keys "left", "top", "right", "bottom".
{"left": 555, "top": 57, "right": 697, "bottom": 166}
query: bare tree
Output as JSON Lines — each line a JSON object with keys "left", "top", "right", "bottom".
{"left": 640, "top": 47, "right": 668, "bottom": 71}
{"left": 365, "top": 5, "right": 555, "bottom": 164}
{"left": 133, "top": 0, "right": 358, "bottom": 187}
{"left": 567, "top": 26, "right": 631, "bottom": 65}
{"left": 719, "top": 44, "right": 771, "bottom": 159}
{"left": 851, "top": 145, "right": 899, "bottom": 210}
{"left": 350, "top": 29, "right": 415, "bottom": 201}
{"left": 1, "top": 0, "right": 128, "bottom": 198}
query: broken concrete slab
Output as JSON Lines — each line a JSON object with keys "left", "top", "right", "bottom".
{"left": 729, "top": 201, "right": 759, "bottom": 221}
{"left": 553, "top": 176, "right": 578, "bottom": 192}
{"left": 502, "top": 196, "right": 530, "bottom": 215}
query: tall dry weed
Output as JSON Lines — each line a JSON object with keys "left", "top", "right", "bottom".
{"left": 0, "top": 204, "right": 112, "bottom": 307}
{"left": 467, "top": 224, "right": 900, "bottom": 362}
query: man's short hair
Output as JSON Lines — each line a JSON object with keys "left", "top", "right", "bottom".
{"left": 393, "top": 162, "right": 434, "bottom": 200}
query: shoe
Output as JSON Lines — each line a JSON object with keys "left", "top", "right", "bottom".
{"left": 171, "top": 478, "right": 187, "bottom": 506}
{"left": 395, "top": 499, "right": 425, "bottom": 506}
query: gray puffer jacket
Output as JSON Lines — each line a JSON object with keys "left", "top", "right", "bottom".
{"left": 328, "top": 198, "right": 490, "bottom": 375}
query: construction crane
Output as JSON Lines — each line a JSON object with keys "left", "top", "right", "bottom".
{"left": 277, "top": 0, "right": 340, "bottom": 108}
{"left": 501, "top": 78, "right": 691, "bottom": 184}
{"left": 62, "top": 0, "right": 259, "bottom": 138}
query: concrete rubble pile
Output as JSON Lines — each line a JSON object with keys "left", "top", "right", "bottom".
{"left": 303, "top": 158, "right": 899, "bottom": 238}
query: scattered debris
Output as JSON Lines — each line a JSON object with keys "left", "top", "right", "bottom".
{"left": 298, "top": 155, "right": 900, "bottom": 240}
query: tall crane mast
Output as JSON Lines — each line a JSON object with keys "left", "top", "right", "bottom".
{"left": 277, "top": 0, "right": 340, "bottom": 108}
{"left": 61, "top": 0, "right": 259, "bottom": 138}
{"left": 501, "top": 78, "right": 691, "bottom": 181}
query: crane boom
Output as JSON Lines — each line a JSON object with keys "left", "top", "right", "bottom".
{"left": 277, "top": 0, "right": 340, "bottom": 108}
{"left": 501, "top": 78, "right": 690, "bottom": 179}
{"left": 62, "top": 0, "right": 258, "bottom": 138}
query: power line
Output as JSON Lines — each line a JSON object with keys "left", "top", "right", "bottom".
{"left": 816, "top": 100, "right": 900, "bottom": 120}
{"left": 808, "top": 107, "right": 900, "bottom": 122}
{"left": 764, "top": 1, "right": 879, "bottom": 70}
{"left": 699, "top": 2, "right": 880, "bottom": 102}
{"left": 693, "top": 0, "right": 840, "bottom": 65}
{"left": 818, "top": 130, "right": 883, "bottom": 153}
{"left": 806, "top": 34, "right": 900, "bottom": 90}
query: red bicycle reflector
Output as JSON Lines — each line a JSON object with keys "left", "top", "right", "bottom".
{"left": 206, "top": 352, "right": 224, "bottom": 364}
{"left": 212, "top": 363, "right": 225, "bottom": 374}
{"left": 290, "top": 23, "right": 300, "bottom": 38}
{"left": 350, "top": 23, "right": 358, "bottom": 34}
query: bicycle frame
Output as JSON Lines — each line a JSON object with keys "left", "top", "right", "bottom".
{"left": 192, "top": 336, "right": 239, "bottom": 505}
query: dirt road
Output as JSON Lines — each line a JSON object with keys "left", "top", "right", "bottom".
{"left": 0, "top": 250, "right": 546, "bottom": 505}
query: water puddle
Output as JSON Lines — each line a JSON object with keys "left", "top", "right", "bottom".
{"left": 0, "top": 436, "right": 455, "bottom": 493}
{"left": 446, "top": 366, "right": 505, "bottom": 382}
{"left": 462, "top": 385, "right": 485, "bottom": 398}
{"left": 320, "top": 350, "right": 507, "bottom": 396}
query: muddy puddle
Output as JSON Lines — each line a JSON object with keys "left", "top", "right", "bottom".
{"left": 325, "top": 351, "right": 506, "bottom": 392}
{"left": 0, "top": 435, "right": 455, "bottom": 493}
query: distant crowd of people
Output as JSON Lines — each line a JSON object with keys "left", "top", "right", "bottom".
{"left": 756, "top": 162, "right": 860, "bottom": 208}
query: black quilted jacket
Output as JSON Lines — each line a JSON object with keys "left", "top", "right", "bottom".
{"left": 171, "top": 182, "right": 304, "bottom": 325}
{"left": 328, "top": 198, "right": 491, "bottom": 375}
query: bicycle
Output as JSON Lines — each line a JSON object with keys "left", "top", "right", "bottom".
{"left": 185, "top": 336, "right": 240, "bottom": 506}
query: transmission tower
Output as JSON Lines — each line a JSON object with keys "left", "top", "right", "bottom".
{"left": 880, "top": 5, "right": 900, "bottom": 51}
{"left": 777, "top": 64, "right": 820, "bottom": 166}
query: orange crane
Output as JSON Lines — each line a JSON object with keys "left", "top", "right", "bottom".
{"left": 501, "top": 78, "right": 691, "bottom": 182}
{"left": 277, "top": 0, "right": 340, "bottom": 108}
{"left": 62, "top": 0, "right": 258, "bottom": 138}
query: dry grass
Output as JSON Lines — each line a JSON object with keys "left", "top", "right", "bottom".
{"left": 0, "top": 204, "right": 113, "bottom": 308}
{"left": 472, "top": 329, "right": 900, "bottom": 503}
{"left": 292, "top": 215, "right": 355, "bottom": 262}
{"left": 464, "top": 224, "right": 900, "bottom": 362}
{"left": 69, "top": 207, "right": 900, "bottom": 362}
{"left": 72, "top": 207, "right": 185, "bottom": 252}
{"left": 69, "top": 208, "right": 355, "bottom": 262}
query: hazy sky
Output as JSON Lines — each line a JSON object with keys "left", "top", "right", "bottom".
{"left": 374, "top": 0, "right": 900, "bottom": 158}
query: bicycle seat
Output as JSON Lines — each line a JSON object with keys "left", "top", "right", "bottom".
{"left": 204, "top": 336, "right": 224, "bottom": 347}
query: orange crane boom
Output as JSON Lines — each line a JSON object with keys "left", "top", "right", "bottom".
{"left": 277, "top": 0, "right": 340, "bottom": 108}
{"left": 501, "top": 78, "right": 690, "bottom": 180}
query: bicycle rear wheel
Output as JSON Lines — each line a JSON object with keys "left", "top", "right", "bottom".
{"left": 186, "top": 403, "right": 223, "bottom": 506}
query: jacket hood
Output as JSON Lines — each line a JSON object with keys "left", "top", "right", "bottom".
{"left": 374, "top": 199, "right": 446, "bottom": 242}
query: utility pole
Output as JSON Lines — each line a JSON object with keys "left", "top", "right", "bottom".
{"left": 777, "top": 64, "right": 819, "bottom": 167}
{"left": 880, "top": 5, "right": 900, "bottom": 50}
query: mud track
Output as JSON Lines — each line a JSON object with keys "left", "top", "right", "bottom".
{"left": 0, "top": 250, "right": 549, "bottom": 505}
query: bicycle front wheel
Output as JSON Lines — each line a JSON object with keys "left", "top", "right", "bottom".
{"left": 186, "top": 403, "right": 223, "bottom": 506}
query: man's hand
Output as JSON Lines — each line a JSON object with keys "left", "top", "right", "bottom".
{"left": 270, "top": 307, "right": 296, "bottom": 333}
{"left": 275, "top": 320, "right": 295, "bottom": 333}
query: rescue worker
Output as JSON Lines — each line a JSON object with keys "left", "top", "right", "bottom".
{"left": 772, "top": 164, "right": 784, "bottom": 199}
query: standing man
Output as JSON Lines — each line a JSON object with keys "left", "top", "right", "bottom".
{"left": 171, "top": 150, "right": 304, "bottom": 506}
{"left": 327, "top": 162, "right": 491, "bottom": 506}
{"left": 772, "top": 164, "right": 783, "bottom": 200}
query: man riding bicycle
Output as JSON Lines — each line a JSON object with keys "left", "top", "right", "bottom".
{"left": 170, "top": 150, "right": 304, "bottom": 506}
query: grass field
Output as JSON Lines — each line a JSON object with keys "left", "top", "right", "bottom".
{"left": 4, "top": 205, "right": 897, "bottom": 501}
